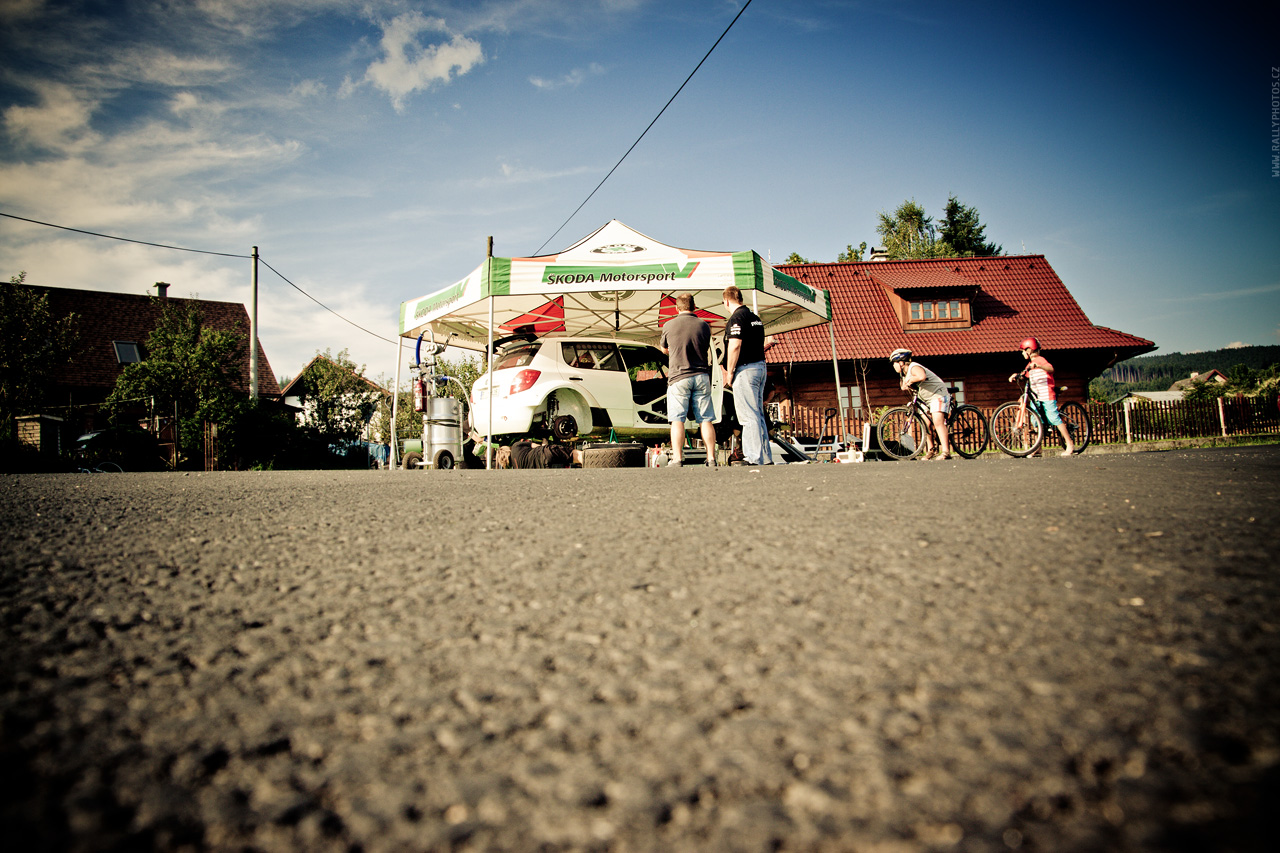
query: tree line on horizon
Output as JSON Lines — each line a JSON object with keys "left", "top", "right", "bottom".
{"left": 1090, "top": 345, "right": 1280, "bottom": 401}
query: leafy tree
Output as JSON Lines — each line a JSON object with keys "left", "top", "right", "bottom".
{"left": 0, "top": 272, "right": 79, "bottom": 441}
{"left": 939, "top": 195, "right": 1002, "bottom": 256}
{"left": 1182, "top": 378, "right": 1229, "bottom": 402}
{"left": 296, "top": 348, "right": 385, "bottom": 444}
{"left": 105, "top": 297, "right": 244, "bottom": 465}
{"left": 1226, "top": 363, "right": 1255, "bottom": 388}
{"left": 782, "top": 252, "right": 811, "bottom": 265}
{"left": 838, "top": 242, "right": 867, "bottom": 262}
{"left": 876, "top": 199, "right": 958, "bottom": 260}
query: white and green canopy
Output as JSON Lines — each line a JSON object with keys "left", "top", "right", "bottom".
{"left": 399, "top": 220, "right": 832, "bottom": 349}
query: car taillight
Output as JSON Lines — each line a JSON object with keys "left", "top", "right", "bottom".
{"left": 509, "top": 369, "right": 540, "bottom": 394}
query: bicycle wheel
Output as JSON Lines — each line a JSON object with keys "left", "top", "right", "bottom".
{"left": 877, "top": 406, "right": 928, "bottom": 460}
{"left": 990, "top": 401, "right": 1044, "bottom": 457}
{"left": 1058, "top": 401, "right": 1092, "bottom": 452}
{"left": 949, "top": 404, "right": 989, "bottom": 459}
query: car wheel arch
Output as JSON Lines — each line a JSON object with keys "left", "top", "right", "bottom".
{"left": 544, "top": 387, "right": 594, "bottom": 434}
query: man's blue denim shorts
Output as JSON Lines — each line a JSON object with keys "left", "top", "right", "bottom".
{"left": 667, "top": 373, "right": 715, "bottom": 423}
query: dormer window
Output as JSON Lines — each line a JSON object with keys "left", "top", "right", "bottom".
{"left": 910, "top": 299, "right": 963, "bottom": 321}
{"left": 113, "top": 341, "right": 142, "bottom": 363}
{"left": 869, "top": 268, "right": 977, "bottom": 332}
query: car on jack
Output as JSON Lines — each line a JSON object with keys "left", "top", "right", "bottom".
{"left": 469, "top": 334, "right": 737, "bottom": 445}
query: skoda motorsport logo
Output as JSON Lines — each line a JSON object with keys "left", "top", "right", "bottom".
{"left": 590, "top": 243, "right": 645, "bottom": 254}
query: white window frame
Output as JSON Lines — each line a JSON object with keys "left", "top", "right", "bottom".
{"left": 113, "top": 341, "right": 142, "bottom": 363}
{"left": 839, "top": 385, "right": 862, "bottom": 412}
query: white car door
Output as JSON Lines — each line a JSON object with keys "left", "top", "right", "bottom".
{"left": 560, "top": 342, "right": 634, "bottom": 427}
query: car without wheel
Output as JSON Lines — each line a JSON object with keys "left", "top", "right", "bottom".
{"left": 469, "top": 335, "right": 736, "bottom": 443}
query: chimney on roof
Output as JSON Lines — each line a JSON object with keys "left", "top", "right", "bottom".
{"left": 869, "top": 247, "right": 889, "bottom": 262}
{"left": 155, "top": 281, "right": 169, "bottom": 299}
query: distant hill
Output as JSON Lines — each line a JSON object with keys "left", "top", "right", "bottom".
{"left": 1105, "top": 345, "right": 1280, "bottom": 383}
{"left": 1091, "top": 345, "right": 1280, "bottom": 398}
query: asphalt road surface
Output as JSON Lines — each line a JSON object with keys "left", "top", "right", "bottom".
{"left": 2, "top": 447, "right": 1278, "bottom": 853}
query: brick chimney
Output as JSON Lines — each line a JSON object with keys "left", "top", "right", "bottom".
{"left": 155, "top": 281, "right": 169, "bottom": 299}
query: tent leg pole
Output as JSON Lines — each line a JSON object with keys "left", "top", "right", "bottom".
{"left": 486, "top": 249, "right": 495, "bottom": 470}
{"left": 827, "top": 321, "right": 847, "bottom": 445}
{"left": 391, "top": 337, "right": 402, "bottom": 470}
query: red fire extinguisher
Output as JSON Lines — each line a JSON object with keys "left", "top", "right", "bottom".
{"left": 413, "top": 378, "right": 425, "bottom": 412}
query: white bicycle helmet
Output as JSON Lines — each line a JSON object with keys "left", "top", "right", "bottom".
{"left": 889, "top": 348, "right": 912, "bottom": 363}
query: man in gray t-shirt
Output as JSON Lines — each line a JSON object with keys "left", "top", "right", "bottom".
{"left": 659, "top": 293, "right": 718, "bottom": 466}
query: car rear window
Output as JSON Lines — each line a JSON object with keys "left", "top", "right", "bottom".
{"left": 495, "top": 342, "right": 540, "bottom": 370}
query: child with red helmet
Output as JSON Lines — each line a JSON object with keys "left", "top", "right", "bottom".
{"left": 1009, "top": 338, "right": 1076, "bottom": 457}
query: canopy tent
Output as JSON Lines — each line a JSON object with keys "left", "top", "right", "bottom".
{"left": 394, "top": 221, "right": 848, "bottom": 465}
{"left": 399, "top": 220, "right": 833, "bottom": 347}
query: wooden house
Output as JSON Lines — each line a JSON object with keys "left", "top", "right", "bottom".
{"left": 769, "top": 255, "right": 1155, "bottom": 420}
{"left": 23, "top": 282, "right": 280, "bottom": 441}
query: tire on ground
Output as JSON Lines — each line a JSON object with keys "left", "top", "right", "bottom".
{"left": 402, "top": 450, "right": 424, "bottom": 470}
{"left": 581, "top": 441, "right": 646, "bottom": 468}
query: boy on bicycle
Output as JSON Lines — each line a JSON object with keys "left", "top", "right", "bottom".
{"left": 889, "top": 348, "right": 952, "bottom": 460}
{"left": 1009, "top": 337, "right": 1075, "bottom": 457}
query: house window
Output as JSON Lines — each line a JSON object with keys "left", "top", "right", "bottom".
{"left": 909, "top": 299, "right": 965, "bottom": 322}
{"left": 947, "top": 380, "right": 966, "bottom": 404}
{"left": 839, "top": 385, "right": 862, "bottom": 412}
{"left": 113, "top": 341, "right": 142, "bottom": 363}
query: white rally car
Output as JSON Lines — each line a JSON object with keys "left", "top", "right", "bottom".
{"left": 470, "top": 335, "right": 732, "bottom": 442}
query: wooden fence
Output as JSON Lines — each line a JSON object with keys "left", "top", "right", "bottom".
{"left": 782, "top": 394, "right": 1280, "bottom": 450}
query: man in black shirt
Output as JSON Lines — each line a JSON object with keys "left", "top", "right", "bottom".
{"left": 721, "top": 286, "right": 775, "bottom": 465}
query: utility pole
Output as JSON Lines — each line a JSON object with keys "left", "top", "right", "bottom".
{"left": 249, "top": 246, "right": 260, "bottom": 400}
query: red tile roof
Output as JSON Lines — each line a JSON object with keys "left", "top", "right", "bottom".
{"left": 769, "top": 255, "right": 1154, "bottom": 364}
{"left": 30, "top": 285, "right": 280, "bottom": 397}
{"left": 867, "top": 266, "right": 977, "bottom": 292}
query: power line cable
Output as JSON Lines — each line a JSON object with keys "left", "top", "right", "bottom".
{"left": 0, "top": 210, "right": 251, "bottom": 258}
{"left": 533, "top": 0, "right": 755, "bottom": 255}
{"left": 1, "top": 208, "right": 394, "bottom": 346}
{"left": 256, "top": 256, "right": 397, "bottom": 345}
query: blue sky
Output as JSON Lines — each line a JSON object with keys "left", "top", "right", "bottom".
{"left": 2, "top": 0, "right": 1277, "bottom": 383}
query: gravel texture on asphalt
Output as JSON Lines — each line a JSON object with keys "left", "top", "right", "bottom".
{"left": 2, "top": 446, "right": 1278, "bottom": 852}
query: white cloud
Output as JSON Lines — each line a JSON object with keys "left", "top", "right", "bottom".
{"left": 485, "top": 160, "right": 595, "bottom": 186}
{"left": 103, "top": 49, "right": 232, "bottom": 88}
{"left": 290, "top": 79, "right": 327, "bottom": 99}
{"left": 529, "top": 62, "right": 605, "bottom": 90}
{"left": 356, "top": 11, "right": 484, "bottom": 112}
{"left": 1159, "top": 282, "right": 1280, "bottom": 303}
{"left": 0, "top": 0, "right": 43, "bottom": 20}
{"left": 3, "top": 82, "right": 100, "bottom": 153}
{"left": 1224, "top": 341, "right": 1248, "bottom": 349}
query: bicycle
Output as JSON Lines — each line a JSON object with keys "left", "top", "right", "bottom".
{"left": 75, "top": 459, "right": 124, "bottom": 473}
{"left": 990, "top": 374, "right": 1092, "bottom": 457}
{"left": 876, "top": 388, "right": 989, "bottom": 461}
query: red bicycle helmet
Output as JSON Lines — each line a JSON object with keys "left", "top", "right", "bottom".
{"left": 1019, "top": 337, "right": 1040, "bottom": 352}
